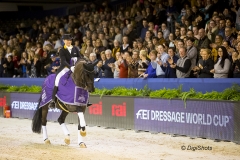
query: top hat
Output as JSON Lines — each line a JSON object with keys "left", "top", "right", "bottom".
{"left": 62, "top": 34, "right": 73, "bottom": 40}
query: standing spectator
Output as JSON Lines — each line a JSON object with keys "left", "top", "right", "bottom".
{"left": 101, "top": 49, "right": 115, "bottom": 78}
{"left": 165, "top": 47, "right": 178, "bottom": 78}
{"left": 210, "top": 46, "right": 231, "bottom": 78}
{"left": 19, "top": 52, "right": 29, "bottom": 78}
{"left": 93, "top": 39, "right": 106, "bottom": 60}
{"left": 156, "top": 45, "right": 169, "bottom": 78}
{"left": 120, "top": 36, "right": 130, "bottom": 54}
{"left": 83, "top": 39, "right": 94, "bottom": 60}
{"left": 30, "top": 54, "right": 41, "bottom": 78}
{"left": 3, "top": 55, "right": 14, "bottom": 77}
{"left": 112, "top": 40, "right": 120, "bottom": 59}
{"left": 186, "top": 37, "right": 198, "bottom": 70}
{"left": 138, "top": 50, "right": 149, "bottom": 77}
{"left": 170, "top": 47, "right": 192, "bottom": 78}
{"left": 231, "top": 51, "right": 240, "bottom": 78}
{"left": 192, "top": 49, "right": 214, "bottom": 78}
{"left": 0, "top": 52, "right": 6, "bottom": 77}
{"left": 128, "top": 50, "right": 139, "bottom": 78}
{"left": 141, "top": 50, "right": 157, "bottom": 78}
{"left": 110, "top": 52, "right": 121, "bottom": 78}
{"left": 118, "top": 51, "right": 130, "bottom": 78}
{"left": 166, "top": 0, "right": 178, "bottom": 33}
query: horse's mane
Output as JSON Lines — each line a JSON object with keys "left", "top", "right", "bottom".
{"left": 72, "top": 59, "right": 86, "bottom": 88}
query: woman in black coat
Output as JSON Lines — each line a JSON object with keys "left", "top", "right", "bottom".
{"left": 192, "top": 49, "right": 214, "bottom": 78}
{"left": 3, "top": 55, "right": 14, "bottom": 77}
{"left": 230, "top": 51, "right": 240, "bottom": 78}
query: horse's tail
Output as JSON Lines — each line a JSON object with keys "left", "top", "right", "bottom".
{"left": 32, "top": 96, "right": 42, "bottom": 134}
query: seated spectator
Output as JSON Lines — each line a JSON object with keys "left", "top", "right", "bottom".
{"left": 46, "top": 54, "right": 60, "bottom": 75}
{"left": 192, "top": 49, "right": 214, "bottom": 78}
{"left": 170, "top": 47, "right": 192, "bottom": 78}
{"left": 140, "top": 50, "right": 157, "bottom": 78}
{"left": 222, "top": 40, "right": 235, "bottom": 57}
{"left": 210, "top": 46, "right": 231, "bottom": 78}
{"left": 5, "top": 47, "right": 12, "bottom": 59}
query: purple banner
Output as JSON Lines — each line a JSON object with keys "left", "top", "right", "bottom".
{"left": 11, "top": 93, "right": 61, "bottom": 121}
{"left": 134, "top": 99, "right": 234, "bottom": 141}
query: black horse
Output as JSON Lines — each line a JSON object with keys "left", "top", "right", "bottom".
{"left": 32, "top": 59, "right": 96, "bottom": 148}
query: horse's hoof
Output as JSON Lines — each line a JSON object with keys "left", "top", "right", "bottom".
{"left": 80, "top": 129, "right": 86, "bottom": 137}
{"left": 79, "top": 142, "right": 87, "bottom": 148}
{"left": 44, "top": 139, "right": 51, "bottom": 144}
{"left": 64, "top": 138, "right": 70, "bottom": 145}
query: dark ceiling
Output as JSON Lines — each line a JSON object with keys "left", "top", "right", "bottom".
{"left": 0, "top": 0, "right": 91, "bottom": 3}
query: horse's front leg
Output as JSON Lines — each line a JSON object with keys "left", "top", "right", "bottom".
{"left": 77, "top": 106, "right": 87, "bottom": 148}
{"left": 77, "top": 106, "right": 87, "bottom": 137}
{"left": 42, "top": 105, "right": 50, "bottom": 144}
{"left": 58, "top": 110, "right": 70, "bottom": 145}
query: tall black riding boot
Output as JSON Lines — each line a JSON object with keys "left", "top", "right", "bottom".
{"left": 87, "top": 101, "right": 92, "bottom": 107}
{"left": 48, "top": 86, "right": 58, "bottom": 109}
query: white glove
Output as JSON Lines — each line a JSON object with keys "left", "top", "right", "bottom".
{"left": 70, "top": 66, "right": 75, "bottom": 73}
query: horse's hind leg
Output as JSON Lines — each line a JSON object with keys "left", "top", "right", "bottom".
{"left": 58, "top": 110, "right": 70, "bottom": 145}
{"left": 42, "top": 105, "right": 50, "bottom": 144}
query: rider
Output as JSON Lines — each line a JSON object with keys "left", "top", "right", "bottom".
{"left": 48, "top": 34, "right": 82, "bottom": 109}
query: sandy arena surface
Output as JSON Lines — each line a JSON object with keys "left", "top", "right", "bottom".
{"left": 0, "top": 117, "right": 239, "bottom": 160}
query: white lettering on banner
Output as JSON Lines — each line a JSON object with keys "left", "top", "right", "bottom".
{"left": 135, "top": 109, "right": 231, "bottom": 127}
{"left": 136, "top": 109, "right": 150, "bottom": 120}
{"left": 11, "top": 101, "right": 60, "bottom": 112}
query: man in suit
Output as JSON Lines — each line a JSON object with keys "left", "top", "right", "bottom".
{"left": 48, "top": 34, "right": 82, "bottom": 109}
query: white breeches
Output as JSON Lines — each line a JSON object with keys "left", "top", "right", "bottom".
{"left": 55, "top": 68, "right": 70, "bottom": 86}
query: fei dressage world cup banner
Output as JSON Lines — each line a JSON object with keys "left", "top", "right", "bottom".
{"left": 10, "top": 93, "right": 61, "bottom": 120}
{"left": 134, "top": 98, "right": 234, "bottom": 141}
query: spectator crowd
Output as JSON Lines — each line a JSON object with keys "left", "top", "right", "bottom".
{"left": 0, "top": 0, "right": 240, "bottom": 78}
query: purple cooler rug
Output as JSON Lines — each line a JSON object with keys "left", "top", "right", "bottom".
{"left": 39, "top": 71, "right": 89, "bottom": 108}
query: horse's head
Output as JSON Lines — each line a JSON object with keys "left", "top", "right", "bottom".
{"left": 72, "top": 58, "right": 97, "bottom": 93}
